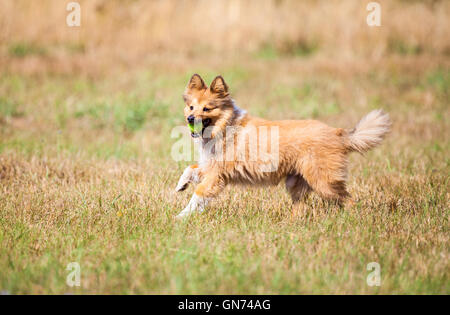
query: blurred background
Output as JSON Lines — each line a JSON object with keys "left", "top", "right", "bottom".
{"left": 0, "top": 0, "right": 448, "bottom": 160}
{"left": 0, "top": 0, "right": 449, "bottom": 294}
{"left": 1, "top": 0, "right": 449, "bottom": 75}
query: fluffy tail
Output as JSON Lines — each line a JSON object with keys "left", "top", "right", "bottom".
{"left": 347, "top": 109, "right": 391, "bottom": 154}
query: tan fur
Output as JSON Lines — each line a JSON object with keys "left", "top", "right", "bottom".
{"left": 179, "top": 74, "right": 391, "bottom": 211}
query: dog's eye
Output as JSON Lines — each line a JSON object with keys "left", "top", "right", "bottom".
{"left": 203, "top": 107, "right": 211, "bottom": 112}
{"left": 190, "top": 106, "right": 193, "bottom": 110}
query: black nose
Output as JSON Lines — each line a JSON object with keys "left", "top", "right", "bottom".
{"left": 187, "top": 115, "right": 195, "bottom": 124}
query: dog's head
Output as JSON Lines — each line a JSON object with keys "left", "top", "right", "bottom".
{"left": 183, "top": 74, "right": 234, "bottom": 138}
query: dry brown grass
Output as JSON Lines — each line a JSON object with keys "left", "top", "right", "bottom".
{"left": 0, "top": 0, "right": 449, "bottom": 294}
{"left": 1, "top": 0, "right": 450, "bottom": 75}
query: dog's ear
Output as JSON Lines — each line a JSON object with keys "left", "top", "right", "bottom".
{"left": 186, "top": 74, "right": 207, "bottom": 92}
{"left": 210, "top": 75, "right": 229, "bottom": 97}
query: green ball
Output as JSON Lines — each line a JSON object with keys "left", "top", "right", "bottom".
{"left": 188, "top": 122, "right": 202, "bottom": 133}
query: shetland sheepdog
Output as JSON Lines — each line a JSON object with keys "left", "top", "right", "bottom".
{"left": 175, "top": 74, "right": 391, "bottom": 218}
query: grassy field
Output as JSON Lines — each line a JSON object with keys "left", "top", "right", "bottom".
{"left": 0, "top": 0, "right": 449, "bottom": 294}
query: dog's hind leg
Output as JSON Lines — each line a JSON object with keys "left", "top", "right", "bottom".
{"left": 286, "top": 174, "right": 312, "bottom": 216}
{"left": 309, "top": 177, "right": 351, "bottom": 205}
{"left": 286, "top": 174, "right": 311, "bottom": 202}
{"left": 301, "top": 152, "right": 352, "bottom": 206}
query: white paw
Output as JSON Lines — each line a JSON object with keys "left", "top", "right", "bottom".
{"left": 175, "top": 194, "right": 208, "bottom": 219}
{"left": 175, "top": 210, "right": 191, "bottom": 220}
{"left": 175, "top": 167, "right": 194, "bottom": 192}
{"left": 175, "top": 180, "right": 189, "bottom": 192}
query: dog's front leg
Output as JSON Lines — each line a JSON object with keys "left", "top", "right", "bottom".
{"left": 175, "top": 172, "right": 224, "bottom": 219}
{"left": 175, "top": 164, "right": 201, "bottom": 192}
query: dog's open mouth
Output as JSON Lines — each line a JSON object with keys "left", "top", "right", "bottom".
{"left": 190, "top": 118, "right": 212, "bottom": 138}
